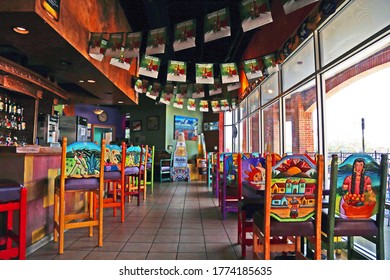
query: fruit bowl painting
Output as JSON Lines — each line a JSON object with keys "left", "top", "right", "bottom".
{"left": 341, "top": 200, "right": 376, "bottom": 219}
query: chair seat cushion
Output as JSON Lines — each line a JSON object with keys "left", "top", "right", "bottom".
{"left": 253, "top": 210, "right": 315, "bottom": 236}
{"left": 0, "top": 179, "right": 22, "bottom": 202}
{"left": 322, "top": 210, "right": 378, "bottom": 236}
{"left": 55, "top": 177, "right": 100, "bottom": 191}
{"left": 225, "top": 185, "right": 239, "bottom": 197}
{"left": 161, "top": 166, "right": 170, "bottom": 172}
{"left": 104, "top": 171, "right": 121, "bottom": 181}
{"left": 125, "top": 166, "right": 139, "bottom": 175}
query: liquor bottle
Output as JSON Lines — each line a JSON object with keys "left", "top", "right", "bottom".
{"left": 197, "top": 133, "right": 207, "bottom": 175}
{"left": 173, "top": 132, "right": 188, "bottom": 168}
{"left": 16, "top": 104, "right": 21, "bottom": 115}
{"left": 13, "top": 100, "right": 17, "bottom": 115}
{"left": 9, "top": 99, "right": 13, "bottom": 114}
{"left": 4, "top": 95, "right": 8, "bottom": 113}
{"left": 0, "top": 95, "right": 3, "bottom": 112}
{"left": 21, "top": 116, "right": 26, "bottom": 130}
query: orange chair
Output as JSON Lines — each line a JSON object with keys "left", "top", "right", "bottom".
{"left": 103, "top": 142, "right": 126, "bottom": 222}
{"left": 0, "top": 180, "right": 27, "bottom": 260}
{"left": 53, "top": 137, "right": 105, "bottom": 254}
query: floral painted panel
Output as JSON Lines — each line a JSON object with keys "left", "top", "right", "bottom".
{"left": 65, "top": 142, "right": 102, "bottom": 178}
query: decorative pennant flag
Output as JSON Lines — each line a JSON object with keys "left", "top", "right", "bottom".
{"left": 199, "top": 100, "right": 209, "bottom": 112}
{"left": 227, "top": 82, "right": 241, "bottom": 91}
{"left": 187, "top": 98, "right": 197, "bottom": 111}
{"left": 138, "top": 55, "right": 160, "bottom": 79}
{"left": 146, "top": 82, "right": 161, "bottom": 100}
{"left": 167, "top": 60, "right": 187, "bottom": 82}
{"left": 192, "top": 84, "right": 205, "bottom": 98}
{"left": 209, "top": 78, "right": 222, "bottom": 96}
{"left": 220, "top": 63, "right": 239, "bottom": 84}
{"left": 220, "top": 99, "right": 230, "bottom": 111}
{"left": 134, "top": 79, "right": 143, "bottom": 93}
{"left": 204, "top": 8, "right": 231, "bottom": 43}
{"left": 105, "top": 33, "right": 124, "bottom": 57}
{"left": 211, "top": 100, "right": 221, "bottom": 112}
{"left": 145, "top": 27, "right": 167, "bottom": 55}
{"left": 173, "top": 95, "right": 184, "bottom": 109}
{"left": 231, "top": 98, "right": 237, "bottom": 109}
{"left": 160, "top": 84, "right": 174, "bottom": 105}
{"left": 110, "top": 47, "right": 131, "bottom": 70}
{"left": 124, "top": 31, "right": 142, "bottom": 58}
{"left": 282, "top": 0, "right": 319, "bottom": 14}
{"left": 195, "top": 63, "right": 214, "bottom": 84}
{"left": 177, "top": 83, "right": 188, "bottom": 98}
{"left": 243, "top": 58, "right": 262, "bottom": 80}
{"left": 262, "top": 53, "right": 279, "bottom": 76}
{"left": 240, "top": 0, "right": 273, "bottom": 32}
{"left": 173, "top": 19, "right": 196, "bottom": 52}
{"left": 141, "top": 79, "right": 149, "bottom": 93}
{"left": 88, "top": 32, "right": 108, "bottom": 61}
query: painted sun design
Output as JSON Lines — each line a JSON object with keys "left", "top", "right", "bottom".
{"left": 244, "top": 163, "right": 265, "bottom": 182}
{"left": 276, "top": 158, "right": 311, "bottom": 175}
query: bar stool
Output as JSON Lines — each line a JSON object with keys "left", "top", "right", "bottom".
{"left": 0, "top": 179, "right": 27, "bottom": 260}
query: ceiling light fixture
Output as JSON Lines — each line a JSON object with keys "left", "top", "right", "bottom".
{"left": 13, "top": 26, "right": 29, "bottom": 35}
{"left": 87, "top": 79, "right": 96, "bottom": 83}
{"left": 118, "top": 101, "right": 124, "bottom": 104}
{"left": 93, "top": 105, "right": 104, "bottom": 115}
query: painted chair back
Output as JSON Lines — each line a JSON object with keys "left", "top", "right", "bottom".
{"left": 104, "top": 144, "right": 123, "bottom": 172}
{"left": 125, "top": 146, "right": 142, "bottom": 167}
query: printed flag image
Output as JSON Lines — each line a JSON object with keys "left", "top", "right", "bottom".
{"left": 134, "top": 79, "right": 143, "bottom": 94}
{"left": 123, "top": 31, "right": 142, "bottom": 58}
{"left": 146, "top": 82, "right": 161, "bottom": 100}
{"left": 145, "top": 27, "right": 167, "bottom": 55}
{"left": 195, "top": 63, "right": 214, "bottom": 84}
{"left": 105, "top": 33, "right": 123, "bottom": 57}
{"left": 187, "top": 98, "right": 196, "bottom": 111}
{"left": 220, "top": 99, "right": 230, "bottom": 111}
{"left": 173, "top": 19, "right": 196, "bottom": 52}
{"left": 282, "top": 0, "right": 319, "bottom": 14}
{"left": 240, "top": 0, "right": 273, "bottom": 32}
{"left": 192, "top": 84, "right": 205, "bottom": 98}
{"left": 109, "top": 47, "right": 131, "bottom": 70}
{"left": 88, "top": 32, "right": 108, "bottom": 61}
{"left": 220, "top": 63, "right": 239, "bottom": 84}
{"left": 138, "top": 55, "right": 161, "bottom": 79}
{"left": 167, "top": 60, "right": 187, "bottom": 82}
{"left": 262, "top": 53, "right": 279, "bottom": 76}
{"left": 204, "top": 7, "right": 231, "bottom": 43}
{"left": 243, "top": 58, "right": 262, "bottom": 80}
{"left": 173, "top": 95, "right": 184, "bottom": 109}
{"left": 209, "top": 78, "right": 222, "bottom": 96}
{"left": 211, "top": 100, "right": 221, "bottom": 112}
{"left": 160, "top": 84, "right": 174, "bottom": 105}
{"left": 199, "top": 100, "right": 209, "bottom": 112}
{"left": 227, "top": 82, "right": 241, "bottom": 92}
{"left": 177, "top": 83, "right": 189, "bottom": 98}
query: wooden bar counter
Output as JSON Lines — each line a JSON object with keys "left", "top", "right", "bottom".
{"left": 0, "top": 145, "right": 61, "bottom": 253}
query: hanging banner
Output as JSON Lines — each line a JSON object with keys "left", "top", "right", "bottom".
{"left": 262, "top": 53, "right": 279, "bottom": 76}
{"left": 199, "top": 100, "right": 209, "bottom": 112}
{"left": 124, "top": 31, "right": 142, "bottom": 58}
{"left": 167, "top": 60, "right": 187, "bottom": 82}
{"left": 231, "top": 98, "right": 237, "bottom": 109}
{"left": 146, "top": 82, "right": 161, "bottom": 100}
{"left": 209, "top": 78, "right": 222, "bottom": 96}
{"left": 187, "top": 98, "right": 196, "bottom": 111}
{"left": 240, "top": 0, "right": 273, "bottom": 32}
{"left": 105, "top": 33, "right": 123, "bottom": 57}
{"left": 145, "top": 27, "right": 167, "bottom": 55}
{"left": 243, "top": 58, "right": 262, "bottom": 80}
{"left": 173, "top": 19, "right": 196, "bottom": 52}
{"left": 134, "top": 79, "right": 143, "bottom": 94}
{"left": 177, "top": 83, "right": 188, "bottom": 98}
{"left": 109, "top": 47, "right": 131, "bottom": 70}
{"left": 160, "top": 84, "right": 174, "bottom": 105}
{"left": 282, "top": 0, "right": 319, "bottom": 14}
{"left": 195, "top": 63, "right": 214, "bottom": 84}
{"left": 88, "top": 32, "right": 108, "bottom": 61}
{"left": 227, "top": 81, "right": 241, "bottom": 91}
{"left": 192, "top": 84, "right": 205, "bottom": 99}
{"left": 173, "top": 95, "right": 184, "bottom": 109}
{"left": 220, "top": 99, "right": 230, "bottom": 111}
{"left": 220, "top": 62, "right": 239, "bottom": 84}
{"left": 204, "top": 7, "right": 231, "bottom": 43}
{"left": 211, "top": 100, "right": 221, "bottom": 112}
{"left": 138, "top": 55, "right": 160, "bottom": 79}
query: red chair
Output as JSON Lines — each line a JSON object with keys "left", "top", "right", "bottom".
{"left": 0, "top": 180, "right": 27, "bottom": 260}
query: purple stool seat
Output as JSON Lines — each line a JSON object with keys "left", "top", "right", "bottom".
{"left": 125, "top": 166, "right": 140, "bottom": 175}
{"left": 0, "top": 180, "right": 23, "bottom": 202}
{"left": 104, "top": 171, "right": 121, "bottom": 181}
{"left": 55, "top": 176, "right": 100, "bottom": 191}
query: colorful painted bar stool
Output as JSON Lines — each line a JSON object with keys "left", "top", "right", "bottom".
{"left": 0, "top": 179, "right": 27, "bottom": 260}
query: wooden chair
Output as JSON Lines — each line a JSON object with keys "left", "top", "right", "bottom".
{"left": 253, "top": 154, "right": 324, "bottom": 260}
{"left": 159, "top": 157, "right": 172, "bottom": 182}
{"left": 320, "top": 153, "right": 388, "bottom": 260}
{"left": 103, "top": 142, "right": 126, "bottom": 222}
{"left": 124, "top": 145, "right": 148, "bottom": 205}
{"left": 0, "top": 180, "right": 27, "bottom": 260}
{"left": 145, "top": 145, "right": 155, "bottom": 193}
{"left": 221, "top": 153, "right": 240, "bottom": 220}
{"left": 53, "top": 137, "right": 105, "bottom": 254}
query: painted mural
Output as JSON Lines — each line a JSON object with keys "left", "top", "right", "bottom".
{"left": 65, "top": 142, "right": 102, "bottom": 177}
{"left": 104, "top": 144, "right": 122, "bottom": 172}
{"left": 270, "top": 154, "right": 319, "bottom": 222}
{"left": 335, "top": 154, "right": 381, "bottom": 219}
{"left": 125, "top": 146, "right": 141, "bottom": 167}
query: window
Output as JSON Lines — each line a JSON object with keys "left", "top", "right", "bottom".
{"left": 261, "top": 72, "right": 278, "bottom": 106}
{"left": 262, "top": 101, "right": 280, "bottom": 155}
{"left": 249, "top": 112, "right": 260, "bottom": 152}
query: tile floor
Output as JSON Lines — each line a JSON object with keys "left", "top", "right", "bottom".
{"left": 26, "top": 180, "right": 390, "bottom": 260}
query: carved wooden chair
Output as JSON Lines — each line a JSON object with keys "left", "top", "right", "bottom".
{"left": 320, "top": 153, "right": 388, "bottom": 260}
{"left": 220, "top": 152, "right": 240, "bottom": 220}
{"left": 253, "top": 154, "right": 324, "bottom": 260}
{"left": 103, "top": 142, "right": 126, "bottom": 222}
{"left": 53, "top": 137, "right": 105, "bottom": 254}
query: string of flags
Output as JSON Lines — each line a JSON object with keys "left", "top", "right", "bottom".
{"left": 87, "top": 0, "right": 338, "bottom": 111}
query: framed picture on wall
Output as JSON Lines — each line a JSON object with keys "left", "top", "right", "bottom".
{"left": 131, "top": 120, "right": 142, "bottom": 132}
{"left": 147, "top": 115, "right": 159, "bottom": 130}
{"left": 174, "top": 115, "right": 198, "bottom": 141}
